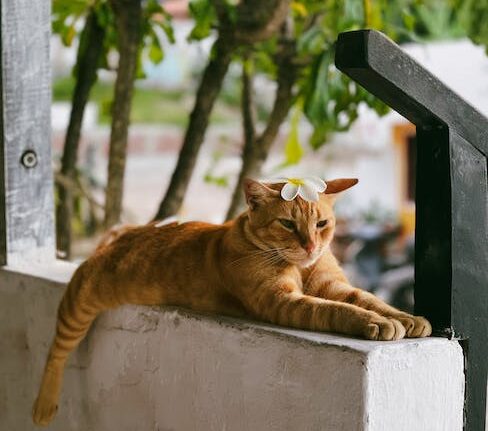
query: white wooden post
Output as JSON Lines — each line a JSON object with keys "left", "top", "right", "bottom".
{"left": 0, "top": 0, "right": 55, "bottom": 265}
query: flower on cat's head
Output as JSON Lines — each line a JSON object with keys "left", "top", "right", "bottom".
{"left": 267, "top": 176, "right": 327, "bottom": 202}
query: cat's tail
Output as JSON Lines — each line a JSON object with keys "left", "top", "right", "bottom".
{"left": 32, "top": 263, "right": 102, "bottom": 427}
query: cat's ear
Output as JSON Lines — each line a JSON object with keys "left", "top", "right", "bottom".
{"left": 324, "top": 178, "right": 358, "bottom": 194}
{"left": 243, "top": 178, "right": 279, "bottom": 210}
{"left": 323, "top": 178, "right": 358, "bottom": 202}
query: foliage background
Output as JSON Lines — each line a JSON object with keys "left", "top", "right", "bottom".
{"left": 51, "top": 0, "right": 488, "bottom": 257}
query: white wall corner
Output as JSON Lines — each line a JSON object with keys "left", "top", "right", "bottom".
{"left": 365, "top": 338, "right": 465, "bottom": 431}
{"left": 0, "top": 266, "right": 465, "bottom": 431}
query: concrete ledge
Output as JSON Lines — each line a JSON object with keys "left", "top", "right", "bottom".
{"left": 0, "top": 264, "right": 465, "bottom": 431}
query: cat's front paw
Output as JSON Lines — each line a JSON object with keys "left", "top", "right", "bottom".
{"left": 364, "top": 317, "right": 405, "bottom": 341}
{"left": 32, "top": 396, "right": 58, "bottom": 427}
{"left": 396, "top": 314, "right": 432, "bottom": 338}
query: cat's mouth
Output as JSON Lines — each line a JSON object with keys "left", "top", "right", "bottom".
{"left": 281, "top": 250, "right": 322, "bottom": 268}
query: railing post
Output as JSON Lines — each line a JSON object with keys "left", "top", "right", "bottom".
{"left": 335, "top": 30, "right": 488, "bottom": 431}
{"left": 0, "top": 0, "right": 55, "bottom": 265}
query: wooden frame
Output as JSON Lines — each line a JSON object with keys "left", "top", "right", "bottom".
{"left": 0, "top": 0, "right": 55, "bottom": 265}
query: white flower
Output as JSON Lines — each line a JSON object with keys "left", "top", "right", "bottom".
{"left": 267, "top": 176, "right": 327, "bottom": 202}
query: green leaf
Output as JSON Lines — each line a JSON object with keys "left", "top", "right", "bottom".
{"left": 309, "top": 126, "right": 329, "bottom": 150}
{"left": 188, "top": 0, "right": 216, "bottom": 41}
{"left": 302, "top": 51, "right": 332, "bottom": 131}
{"left": 283, "top": 104, "right": 304, "bottom": 166}
{"left": 52, "top": 0, "right": 89, "bottom": 18}
{"left": 204, "top": 174, "right": 229, "bottom": 187}
{"left": 402, "top": 9, "right": 416, "bottom": 31}
{"left": 297, "top": 26, "right": 326, "bottom": 56}
{"left": 61, "top": 23, "right": 77, "bottom": 46}
{"left": 160, "top": 20, "right": 175, "bottom": 44}
{"left": 52, "top": 17, "right": 67, "bottom": 36}
{"left": 203, "top": 149, "right": 230, "bottom": 187}
{"left": 145, "top": 0, "right": 164, "bottom": 15}
{"left": 135, "top": 50, "right": 147, "bottom": 79}
{"left": 148, "top": 40, "right": 164, "bottom": 64}
{"left": 291, "top": 1, "right": 308, "bottom": 17}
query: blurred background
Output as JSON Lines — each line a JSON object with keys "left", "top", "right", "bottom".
{"left": 51, "top": 0, "right": 488, "bottom": 311}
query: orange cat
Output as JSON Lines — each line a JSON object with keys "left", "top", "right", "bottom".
{"left": 33, "top": 178, "right": 431, "bottom": 426}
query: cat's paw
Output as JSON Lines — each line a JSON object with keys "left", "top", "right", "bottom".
{"left": 364, "top": 317, "right": 406, "bottom": 341}
{"left": 32, "top": 396, "right": 58, "bottom": 427}
{"left": 396, "top": 314, "right": 432, "bottom": 338}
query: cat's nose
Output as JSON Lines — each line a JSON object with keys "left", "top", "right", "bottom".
{"left": 303, "top": 241, "right": 316, "bottom": 254}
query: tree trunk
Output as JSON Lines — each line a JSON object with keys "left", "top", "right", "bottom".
{"left": 104, "top": 0, "right": 142, "bottom": 228}
{"left": 153, "top": 0, "right": 291, "bottom": 221}
{"left": 56, "top": 10, "right": 105, "bottom": 258}
{"left": 226, "top": 48, "right": 296, "bottom": 220}
{"left": 154, "top": 35, "right": 236, "bottom": 220}
{"left": 240, "top": 57, "right": 256, "bottom": 156}
{"left": 225, "top": 58, "right": 257, "bottom": 220}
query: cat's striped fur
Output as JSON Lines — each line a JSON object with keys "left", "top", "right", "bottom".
{"left": 33, "top": 178, "right": 431, "bottom": 426}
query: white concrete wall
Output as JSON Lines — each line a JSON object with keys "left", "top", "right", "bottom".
{"left": 0, "top": 263, "right": 464, "bottom": 431}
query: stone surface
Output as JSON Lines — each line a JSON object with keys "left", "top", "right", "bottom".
{"left": 0, "top": 263, "right": 464, "bottom": 431}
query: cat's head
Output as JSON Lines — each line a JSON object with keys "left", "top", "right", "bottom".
{"left": 243, "top": 178, "right": 358, "bottom": 268}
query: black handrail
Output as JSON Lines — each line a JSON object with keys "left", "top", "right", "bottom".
{"left": 335, "top": 29, "right": 488, "bottom": 431}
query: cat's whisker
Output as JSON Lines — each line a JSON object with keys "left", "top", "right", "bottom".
{"left": 255, "top": 252, "right": 286, "bottom": 267}
{"left": 228, "top": 247, "right": 287, "bottom": 267}
{"left": 240, "top": 250, "right": 285, "bottom": 267}
{"left": 231, "top": 253, "right": 283, "bottom": 271}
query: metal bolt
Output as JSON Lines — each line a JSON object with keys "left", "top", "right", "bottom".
{"left": 20, "top": 150, "right": 38, "bottom": 169}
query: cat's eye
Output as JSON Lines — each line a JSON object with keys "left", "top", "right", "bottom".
{"left": 316, "top": 219, "right": 328, "bottom": 228}
{"left": 279, "top": 219, "right": 296, "bottom": 230}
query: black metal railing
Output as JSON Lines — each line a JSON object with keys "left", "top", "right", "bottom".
{"left": 336, "top": 29, "right": 488, "bottom": 431}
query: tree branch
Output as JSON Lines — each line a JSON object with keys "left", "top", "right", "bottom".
{"left": 226, "top": 30, "right": 297, "bottom": 220}
{"left": 104, "top": 0, "right": 142, "bottom": 228}
{"left": 154, "top": 0, "right": 291, "bottom": 220}
{"left": 235, "top": 0, "right": 291, "bottom": 43}
{"left": 241, "top": 55, "right": 256, "bottom": 151}
{"left": 56, "top": 8, "right": 105, "bottom": 258}
{"left": 154, "top": 34, "right": 237, "bottom": 220}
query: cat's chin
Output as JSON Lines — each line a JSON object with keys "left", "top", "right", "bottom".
{"left": 299, "top": 258, "right": 319, "bottom": 268}
{"left": 290, "top": 254, "right": 321, "bottom": 268}
{"left": 280, "top": 248, "right": 325, "bottom": 268}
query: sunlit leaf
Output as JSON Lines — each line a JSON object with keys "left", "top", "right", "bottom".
{"left": 283, "top": 103, "right": 304, "bottom": 166}
{"left": 63, "top": 25, "right": 77, "bottom": 46}
{"left": 149, "top": 42, "right": 164, "bottom": 64}
{"left": 402, "top": 9, "right": 416, "bottom": 31}
{"left": 291, "top": 1, "right": 308, "bottom": 17}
